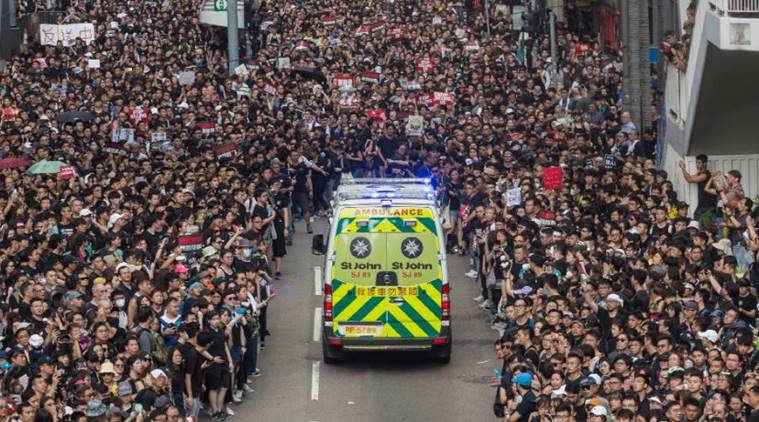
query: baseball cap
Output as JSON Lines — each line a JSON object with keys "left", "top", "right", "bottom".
{"left": 590, "top": 406, "right": 608, "bottom": 417}
{"left": 698, "top": 329, "right": 719, "bottom": 343}
{"left": 174, "top": 263, "right": 189, "bottom": 274}
{"left": 512, "top": 372, "right": 533, "bottom": 387}
{"left": 606, "top": 293, "right": 624, "bottom": 306}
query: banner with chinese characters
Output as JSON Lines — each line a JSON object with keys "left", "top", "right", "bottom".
{"left": 40, "top": 23, "right": 96, "bottom": 47}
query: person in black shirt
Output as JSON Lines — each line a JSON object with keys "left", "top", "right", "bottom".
{"left": 200, "top": 311, "right": 232, "bottom": 421}
{"left": 500, "top": 372, "right": 537, "bottom": 422}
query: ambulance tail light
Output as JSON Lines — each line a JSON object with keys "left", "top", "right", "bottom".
{"left": 324, "top": 283, "right": 333, "bottom": 321}
{"left": 441, "top": 284, "right": 450, "bottom": 320}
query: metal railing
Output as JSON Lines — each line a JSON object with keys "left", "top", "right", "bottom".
{"left": 727, "top": 0, "right": 759, "bottom": 12}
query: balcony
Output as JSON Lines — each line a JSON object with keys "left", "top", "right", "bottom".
{"left": 662, "top": 0, "right": 759, "bottom": 205}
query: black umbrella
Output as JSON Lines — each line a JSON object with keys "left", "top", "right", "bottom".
{"left": 55, "top": 111, "right": 96, "bottom": 123}
{"left": 292, "top": 67, "right": 327, "bottom": 85}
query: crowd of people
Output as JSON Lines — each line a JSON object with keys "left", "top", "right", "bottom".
{"left": 0, "top": 0, "right": 757, "bottom": 421}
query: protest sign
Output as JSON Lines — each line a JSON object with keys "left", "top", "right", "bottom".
{"left": 87, "top": 59, "right": 100, "bottom": 69}
{"left": 111, "top": 128, "right": 135, "bottom": 143}
{"left": 277, "top": 57, "right": 291, "bottom": 70}
{"left": 505, "top": 188, "right": 522, "bottom": 207}
{"left": 59, "top": 165, "right": 76, "bottom": 180}
{"left": 215, "top": 143, "right": 237, "bottom": 159}
{"left": 361, "top": 71, "right": 380, "bottom": 84}
{"left": 179, "top": 234, "right": 204, "bottom": 252}
{"left": 543, "top": 166, "right": 563, "bottom": 190}
{"left": 406, "top": 115, "right": 423, "bottom": 137}
{"left": 178, "top": 71, "right": 195, "bottom": 86}
{"left": 40, "top": 23, "right": 96, "bottom": 47}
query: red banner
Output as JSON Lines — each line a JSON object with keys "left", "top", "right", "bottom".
{"left": 215, "top": 144, "right": 236, "bottom": 159}
{"left": 361, "top": 71, "right": 380, "bottom": 84}
{"left": 179, "top": 234, "right": 204, "bottom": 252}
{"left": 542, "top": 166, "right": 564, "bottom": 190}
{"left": 367, "top": 109, "right": 386, "bottom": 124}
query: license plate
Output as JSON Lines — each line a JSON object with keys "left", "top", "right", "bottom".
{"left": 341, "top": 324, "right": 383, "bottom": 337}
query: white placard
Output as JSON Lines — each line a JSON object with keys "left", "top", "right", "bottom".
{"left": 40, "top": 23, "right": 96, "bottom": 47}
{"left": 178, "top": 71, "right": 195, "bottom": 86}
{"left": 87, "top": 59, "right": 100, "bottom": 69}
{"left": 277, "top": 57, "right": 291, "bottom": 70}
{"left": 406, "top": 115, "right": 424, "bottom": 137}
{"left": 506, "top": 188, "right": 522, "bottom": 207}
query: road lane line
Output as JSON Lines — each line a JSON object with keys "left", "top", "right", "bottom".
{"left": 311, "top": 361, "right": 320, "bottom": 401}
{"left": 313, "top": 307, "right": 322, "bottom": 342}
{"left": 314, "top": 266, "right": 322, "bottom": 296}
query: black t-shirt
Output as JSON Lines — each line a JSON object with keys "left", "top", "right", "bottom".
{"left": 377, "top": 136, "right": 398, "bottom": 159}
{"left": 735, "top": 292, "right": 757, "bottom": 323}
{"left": 177, "top": 342, "right": 202, "bottom": 395}
{"left": 513, "top": 390, "right": 537, "bottom": 422}
{"left": 205, "top": 328, "right": 227, "bottom": 360}
{"left": 287, "top": 162, "right": 310, "bottom": 193}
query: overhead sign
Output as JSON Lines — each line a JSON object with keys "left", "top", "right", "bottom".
{"left": 199, "top": 0, "right": 244, "bottom": 28}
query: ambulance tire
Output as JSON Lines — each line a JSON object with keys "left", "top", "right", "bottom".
{"left": 322, "top": 334, "right": 344, "bottom": 364}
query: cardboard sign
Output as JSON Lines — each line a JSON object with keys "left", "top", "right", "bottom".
{"left": 59, "top": 165, "right": 76, "bottom": 180}
{"left": 151, "top": 132, "right": 167, "bottom": 143}
{"left": 604, "top": 154, "right": 617, "bottom": 170}
{"left": 196, "top": 121, "right": 215, "bottom": 135}
{"left": 215, "top": 143, "right": 236, "bottom": 159}
{"left": 404, "top": 80, "right": 421, "bottom": 91}
{"left": 338, "top": 94, "right": 358, "bottom": 111}
{"left": 406, "top": 115, "right": 423, "bottom": 137}
{"left": 87, "top": 59, "right": 100, "bottom": 69}
{"left": 543, "top": 166, "right": 563, "bottom": 190}
{"left": 178, "top": 234, "right": 204, "bottom": 252}
{"left": 416, "top": 57, "right": 435, "bottom": 73}
{"left": 464, "top": 40, "right": 480, "bottom": 51}
{"left": 111, "top": 128, "right": 135, "bottom": 143}
{"left": 234, "top": 64, "right": 249, "bottom": 76}
{"left": 505, "top": 187, "right": 522, "bottom": 207}
{"left": 355, "top": 26, "right": 369, "bottom": 36}
{"left": 277, "top": 57, "right": 291, "bottom": 70}
{"left": 178, "top": 71, "right": 195, "bottom": 86}
{"left": 40, "top": 23, "right": 96, "bottom": 47}
{"left": 334, "top": 74, "right": 354, "bottom": 91}
{"left": 322, "top": 15, "right": 336, "bottom": 26}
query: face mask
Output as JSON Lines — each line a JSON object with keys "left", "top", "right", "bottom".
{"left": 242, "top": 249, "right": 252, "bottom": 258}
{"left": 115, "top": 299, "right": 126, "bottom": 308}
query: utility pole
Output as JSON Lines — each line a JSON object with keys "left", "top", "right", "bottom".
{"left": 549, "top": 8, "right": 557, "bottom": 75}
{"left": 227, "top": 0, "right": 240, "bottom": 76}
{"left": 484, "top": 0, "right": 491, "bottom": 39}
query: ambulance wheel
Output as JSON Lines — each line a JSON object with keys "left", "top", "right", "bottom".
{"left": 322, "top": 335, "right": 344, "bottom": 364}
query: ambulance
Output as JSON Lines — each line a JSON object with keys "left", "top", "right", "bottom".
{"left": 312, "top": 178, "right": 451, "bottom": 364}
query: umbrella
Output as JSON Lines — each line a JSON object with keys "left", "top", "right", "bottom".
{"left": 292, "top": 67, "right": 327, "bottom": 85}
{"left": 28, "top": 160, "right": 67, "bottom": 174}
{"left": 0, "top": 157, "right": 30, "bottom": 170}
{"left": 55, "top": 111, "right": 96, "bottom": 123}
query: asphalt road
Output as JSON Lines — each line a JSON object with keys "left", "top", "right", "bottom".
{"left": 233, "top": 218, "right": 498, "bottom": 422}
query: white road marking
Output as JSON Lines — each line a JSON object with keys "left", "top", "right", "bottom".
{"left": 313, "top": 307, "right": 322, "bottom": 342}
{"left": 311, "top": 361, "right": 320, "bottom": 401}
{"left": 314, "top": 266, "right": 322, "bottom": 296}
